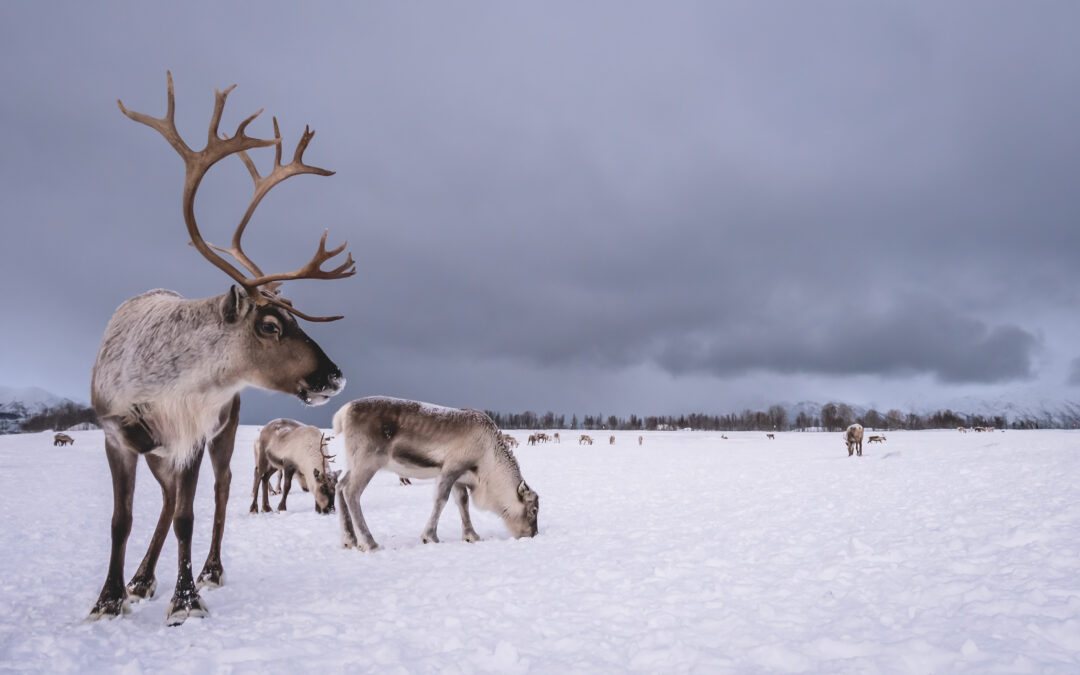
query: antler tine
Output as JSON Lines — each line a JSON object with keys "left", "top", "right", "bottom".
{"left": 122, "top": 73, "right": 353, "bottom": 320}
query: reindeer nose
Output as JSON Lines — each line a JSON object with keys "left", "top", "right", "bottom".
{"left": 328, "top": 369, "right": 345, "bottom": 391}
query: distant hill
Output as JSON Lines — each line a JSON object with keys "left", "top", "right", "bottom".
{"left": 0, "top": 386, "right": 90, "bottom": 434}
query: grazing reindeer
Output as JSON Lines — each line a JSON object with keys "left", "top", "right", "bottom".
{"left": 638, "top": 435, "right": 643, "bottom": 446}
{"left": 553, "top": 433, "right": 560, "bottom": 444}
{"left": 845, "top": 424, "right": 864, "bottom": 457}
{"left": 957, "top": 426, "right": 968, "bottom": 433}
{"left": 867, "top": 435, "right": 886, "bottom": 444}
{"left": 501, "top": 433, "right": 519, "bottom": 448}
{"left": 609, "top": 435, "right": 615, "bottom": 445}
{"left": 53, "top": 433, "right": 75, "bottom": 446}
{"left": 251, "top": 419, "right": 340, "bottom": 514}
{"left": 333, "top": 397, "right": 539, "bottom": 550}
{"left": 766, "top": 433, "right": 775, "bottom": 440}
{"left": 88, "top": 73, "right": 352, "bottom": 625}
{"left": 721, "top": 435, "right": 728, "bottom": 440}
{"left": 579, "top": 435, "right": 594, "bottom": 445}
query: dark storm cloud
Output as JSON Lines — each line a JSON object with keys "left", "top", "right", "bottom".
{"left": 2, "top": 2, "right": 1079, "bottom": 420}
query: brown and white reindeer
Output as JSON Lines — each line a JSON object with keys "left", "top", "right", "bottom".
{"left": 88, "top": 73, "right": 353, "bottom": 625}
{"left": 53, "top": 433, "right": 75, "bottom": 446}
{"left": 845, "top": 424, "right": 865, "bottom": 457}
{"left": 867, "top": 435, "right": 886, "bottom": 444}
{"left": 579, "top": 435, "right": 594, "bottom": 445}
{"left": 251, "top": 419, "right": 340, "bottom": 514}
{"left": 333, "top": 397, "right": 540, "bottom": 551}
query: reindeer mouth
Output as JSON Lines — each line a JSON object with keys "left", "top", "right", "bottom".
{"left": 297, "top": 387, "right": 333, "bottom": 407}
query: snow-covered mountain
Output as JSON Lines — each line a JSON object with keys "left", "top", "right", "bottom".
{"left": 0, "top": 386, "right": 80, "bottom": 434}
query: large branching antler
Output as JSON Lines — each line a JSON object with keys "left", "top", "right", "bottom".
{"left": 118, "top": 71, "right": 355, "bottom": 322}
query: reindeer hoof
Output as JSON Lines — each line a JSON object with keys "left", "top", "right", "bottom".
{"left": 422, "top": 532, "right": 439, "bottom": 544}
{"left": 261, "top": 505, "right": 272, "bottom": 513}
{"left": 463, "top": 532, "right": 481, "bottom": 543}
{"left": 87, "top": 596, "right": 131, "bottom": 621}
{"left": 357, "top": 541, "right": 380, "bottom": 552}
{"left": 196, "top": 566, "right": 224, "bottom": 589}
{"left": 165, "top": 594, "right": 209, "bottom": 626}
{"left": 126, "top": 576, "right": 157, "bottom": 602}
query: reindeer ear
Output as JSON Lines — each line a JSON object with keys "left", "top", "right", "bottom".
{"left": 517, "top": 480, "right": 529, "bottom": 500}
{"left": 221, "top": 285, "right": 248, "bottom": 324}
{"left": 313, "top": 468, "right": 321, "bottom": 480}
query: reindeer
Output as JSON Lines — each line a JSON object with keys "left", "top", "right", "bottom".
{"left": 845, "top": 424, "right": 864, "bottom": 457}
{"left": 333, "top": 397, "right": 539, "bottom": 550}
{"left": 638, "top": 435, "right": 643, "bottom": 445}
{"left": 88, "top": 73, "right": 352, "bottom": 625}
{"left": 53, "top": 433, "right": 75, "bottom": 446}
{"left": 251, "top": 419, "right": 340, "bottom": 514}
{"left": 867, "top": 435, "right": 886, "bottom": 444}
{"left": 552, "top": 433, "right": 560, "bottom": 444}
{"left": 501, "top": 433, "right": 519, "bottom": 448}
{"left": 609, "top": 435, "right": 615, "bottom": 445}
{"left": 721, "top": 435, "right": 728, "bottom": 440}
{"left": 766, "top": 433, "right": 775, "bottom": 440}
{"left": 579, "top": 435, "right": 594, "bottom": 445}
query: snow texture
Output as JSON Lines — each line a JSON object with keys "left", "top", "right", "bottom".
{"left": 2, "top": 427, "right": 1079, "bottom": 673}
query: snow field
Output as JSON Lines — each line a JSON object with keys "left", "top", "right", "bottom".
{"left": 0, "top": 428, "right": 1078, "bottom": 673}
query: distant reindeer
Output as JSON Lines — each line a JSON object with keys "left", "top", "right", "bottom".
{"left": 333, "top": 397, "right": 539, "bottom": 550}
{"left": 638, "top": 435, "right": 643, "bottom": 446}
{"left": 766, "top": 433, "right": 775, "bottom": 440}
{"left": 721, "top": 435, "right": 728, "bottom": 440}
{"left": 579, "top": 435, "right": 594, "bottom": 445}
{"left": 53, "top": 433, "right": 75, "bottom": 446}
{"left": 251, "top": 419, "right": 340, "bottom": 514}
{"left": 88, "top": 73, "right": 352, "bottom": 625}
{"left": 553, "top": 433, "right": 560, "bottom": 444}
{"left": 609, "top": 435, "right": 615, "bottom": 445}
{"left": 502, "top": 433, "right": 519, "bottom": 448}
{"left": 867, "top": 435, "right": 886, "bottom": 444}
{"left": 845, "top": 424, "right": 865, "bottom": 457}
{"left": 957, "top": 426, "right": 968, "bottom": 433}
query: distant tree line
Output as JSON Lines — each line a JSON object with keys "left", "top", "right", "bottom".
{"left": 486, "top": 402, "right": 1060, "bottom": 432}
{"left": 19, "top": 401, "right": 98, "bottom": 433}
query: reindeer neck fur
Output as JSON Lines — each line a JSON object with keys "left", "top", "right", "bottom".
{"left": 92, "top": 289, "right": 250, "bottom": 468}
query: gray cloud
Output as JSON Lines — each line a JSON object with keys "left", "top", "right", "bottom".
{"left": 2, "top": 2, "right": 1079, "bottom": 423}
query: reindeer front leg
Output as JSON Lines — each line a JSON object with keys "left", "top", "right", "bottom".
{"left": 126, "top": 454, "right": 176, "bottom": 601}
{"left": 453, "top": 482, "right": 481, "bottom": 543}
{"left": 199, "top": 395, "right": 239, "bottom": 589}
{"left": 422, "top": 470, "right": 465, "bottom": 544}
{"left": 88, "top": 441, "right": 138, "bottom": 620}
{"left": 166, "top": 446, "right": 208, "bottom": 626}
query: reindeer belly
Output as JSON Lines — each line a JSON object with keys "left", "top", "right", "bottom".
{"left": 386, "top": 447, "right": 444, "bottom": 480}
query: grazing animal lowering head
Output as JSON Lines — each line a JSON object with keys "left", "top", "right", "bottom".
{"left": 311, "top": 468, "right": 341, "bottom": 514}
{"left": 506, "top": 480, "right": 540, "bottom": 538}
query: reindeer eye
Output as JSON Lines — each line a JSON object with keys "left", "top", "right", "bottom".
{"left": 258, "top": 318, "right": 281, "bottom": 336}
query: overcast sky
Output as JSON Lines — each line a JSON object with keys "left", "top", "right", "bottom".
{"left": 2, "top": 2, "right": 1079, "bottom": 425}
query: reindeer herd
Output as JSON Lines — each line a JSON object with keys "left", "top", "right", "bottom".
{"left": 79, "top": 73, "right": 924, "bottom": 628}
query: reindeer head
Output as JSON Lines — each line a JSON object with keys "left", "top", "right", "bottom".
{"left": 311, "top": 468, "right": 340, "bottom": 514}
{"left": 119, "top": 72, "right": 354, "bottom": 405}
{"left": 503, "top": 480, "right": 539, "bottom": 539}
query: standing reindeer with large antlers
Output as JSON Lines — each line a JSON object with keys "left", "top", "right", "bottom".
{"left": 89, "top": 72, "right": 353, "bottom": 625}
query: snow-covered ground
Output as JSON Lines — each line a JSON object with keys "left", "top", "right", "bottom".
{"left": 1, "top": 427, "right": 1078, "bottom": 673}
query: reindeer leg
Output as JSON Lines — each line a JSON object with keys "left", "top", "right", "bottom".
{"left": 422, "top": 470, "right": 464, "bottom": 544}
{"left": 453, "top": 482, "right": 481, "bottom": 543}
{"left": 165, "top": 445, "right": 208, "bottom": 626}
{"left": 88, "top": 440, "right": 138, "bottom": 620}
{"left": 278, "top": 467, "right": 295, "bottom": 512}
{"left": 250, "top": 463, "right": 262, "bottom": 513}
{"left": 126, "top": 454, "right": 176, "bottom": 602}
{"left": 338, "top": 467, "right": 380, "bottom": 551}
{"left": 260, "top": 468, "right": 273, "bottom": 513}
{"left": 198, "top": 395, "right": 239, "bottom": 589}
{"left": 271, "top": 470, "right": 282, "bottom": 496}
